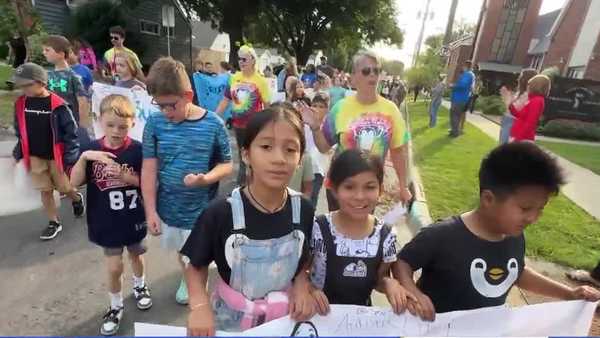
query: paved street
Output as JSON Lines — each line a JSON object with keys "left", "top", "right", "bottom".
{"left": 0, "top": 132, "right": 239, "bottom": 335}
{"left": 0, "top": 131, "right": 350, "bottom": 335}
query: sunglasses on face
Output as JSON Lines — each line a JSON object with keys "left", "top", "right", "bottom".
{"left": 361, "top": 66, "right": 381, "bottom": 77}
{"left": 238, "top": 57, "right": 252, "bottom": 63}
{"left": 110, "top": 36, "right": 121, "bottom": 41}
{"left": 151, "top": 98, "right": 179, "bottom": 111}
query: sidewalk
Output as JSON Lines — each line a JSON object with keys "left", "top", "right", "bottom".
{"left": 442, "top": 101, "right": 600, "bottom": 221}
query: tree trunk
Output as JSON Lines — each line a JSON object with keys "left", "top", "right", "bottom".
{"left": 10, "top": 0, "right": 33, "bottom": 62}
{"left": 223, "top": 2, "right": 245, "bottom": 69}
{"left": 295, "top": 46, "right": 311, "bottom": 66}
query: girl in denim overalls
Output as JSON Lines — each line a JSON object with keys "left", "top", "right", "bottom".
{"left": 305, "top": 149, "right": 414, "bottom": 315}
{"left": 182, "top": 102, "right": 317, "bottom": 335}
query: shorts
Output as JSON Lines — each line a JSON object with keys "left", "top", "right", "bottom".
{"left": 29, "top": 156, "right": 73, "bottom": 193}
{"left": 160, "top": 221, "right": 192, "bottom": 251}
{"left": 103, "top": 240, "right": 148, "bottom": 256}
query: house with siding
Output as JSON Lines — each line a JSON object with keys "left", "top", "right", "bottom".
{"left": 32, "top": 0, "right": 220, "bottom": 69}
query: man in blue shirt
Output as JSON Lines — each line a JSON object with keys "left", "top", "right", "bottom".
{"left": 449, "top": 60, "right": 475, "bottom": 137}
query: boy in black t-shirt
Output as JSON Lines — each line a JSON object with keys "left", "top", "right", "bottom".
{"left": 12, "top": 63, "right": 84, "bottom": 240}
{"left": 70, "top": 94, "right": 150, "bottom": 336}
{"left": 394, "top": 142, "right": 600, "bottom": 321}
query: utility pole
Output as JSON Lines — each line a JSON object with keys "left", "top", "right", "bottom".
{"left": 412, "top": 0, "right": 432, "bottom": 67}
{"left": 442, "top": 0, "right": 459, "bottom": 48}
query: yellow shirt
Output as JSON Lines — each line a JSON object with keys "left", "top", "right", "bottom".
{"left": 104, "top": 47, "right": 142, "bottom": 71}
{"left": 322, "top": 95, "right": 409, "bottom": 158}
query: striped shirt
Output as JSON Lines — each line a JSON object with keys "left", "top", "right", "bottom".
{"left": 142, "top": 111, "right": 232, "bottom": 229}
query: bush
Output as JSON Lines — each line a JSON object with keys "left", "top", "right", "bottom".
{"left": 27, "top": 31, "right": 51, "bottom": 67}
{"left": 475, "top": 95, "right": 506, "bottom": 116}
{"left": 540, "top": 119, "right": 600, "bottom": 141}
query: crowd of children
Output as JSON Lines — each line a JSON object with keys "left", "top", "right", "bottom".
{"left": 9, "top": 33, "right": 600, "bottom": 336}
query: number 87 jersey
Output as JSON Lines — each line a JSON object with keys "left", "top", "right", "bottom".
{"left": 85, "top": 137, "right": 147, "bottom": 248}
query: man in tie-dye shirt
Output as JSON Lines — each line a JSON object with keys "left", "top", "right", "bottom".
{"left": 216, "top": 45, "right": 271, "bottom": 185}
{"left": 303, "top": 50, "right": 412, "bottom": 210}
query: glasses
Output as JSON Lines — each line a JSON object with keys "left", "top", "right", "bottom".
{"left": 151, "top": 98, "right": 179, "bottom": 111}
{"left": 361, "top": 67, "right": 381, "bottom": 77}
{"left": 238, "top": 57, "right": 252, "bottom": 63}
{"left": 110, "top": 36, "right": 121, "bottom": 41}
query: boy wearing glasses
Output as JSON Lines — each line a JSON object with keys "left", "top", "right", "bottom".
{"left": 104, "top": 26, "right": 142, "bottom": 80}
{"left": 302, "top": 50, "right": 412, "bottom": 210}
{"left": 216, "top": 45, "right": 271, "bottom": 185}
{"left": 11, "top": 63, "right": 83, "bottom": 240}
{"left": 141, "top": 57, "right": 232, "bottom": 305}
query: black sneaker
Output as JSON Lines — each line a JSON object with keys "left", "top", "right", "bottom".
{"left": 100, "top": 306, "right": 123, "bottom": 336}
{"left": 40, "top": 221, "right": 62, "bottom": 240}
{"left": 133, "top": 284, "right": 153, "bottom": 310}
{"left": 72, "top": 192, "right": 85, "bottom": 217}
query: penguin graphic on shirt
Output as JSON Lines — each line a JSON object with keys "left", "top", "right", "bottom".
{"left": 469, "top": 257, "right": 519, "bottom": 298}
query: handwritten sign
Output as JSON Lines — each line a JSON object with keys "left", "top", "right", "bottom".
{"left": 91, "top": 82, "right": 160, "bottom": 141}
{"left": 135, "top": 300, "right": 597, "bottom": 336}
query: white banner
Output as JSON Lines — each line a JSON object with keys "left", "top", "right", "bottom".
{"left": 91, "top": 82, "right": 160, "bottom": 141}
{"left": 135, "top": 300, "right": 597, "bottom": 336}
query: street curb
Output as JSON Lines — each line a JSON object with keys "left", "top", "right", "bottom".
{"left": 404, "top": 102, "right": 433, "bottom": 233}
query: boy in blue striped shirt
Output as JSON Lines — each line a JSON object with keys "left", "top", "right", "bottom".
{"left": 141, "top": 57, "right": 233, "bottom": 305}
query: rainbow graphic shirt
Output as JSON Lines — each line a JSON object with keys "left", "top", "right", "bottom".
{"left": 321, "top": 95, "right": 409, "bottom": 159}
{"left": 225, "top": 72, "right": 271, "bottom": 129}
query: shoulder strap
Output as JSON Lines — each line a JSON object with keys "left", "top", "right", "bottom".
{"left": 376, "top": 220, "right": 392, "bottom": 260}
{"left": 226, "top": 187, "right": 246, "bottom": 231}
{"left": 316, "top": 214, "right": 336, "bottom": 259}
{"left": 287, "top": 187, "right": 302, "bottom": 225}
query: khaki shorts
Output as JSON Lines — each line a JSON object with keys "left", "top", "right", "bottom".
{"left": 29, "top": 156, "right": 73, "bottom": 193}
{"left": 103, "top": 240, "right": 148, "bottom": 257}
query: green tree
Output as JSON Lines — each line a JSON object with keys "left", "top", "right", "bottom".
{"left": 406, "top": 33, "right": 444, "bottom": 89}
{"left": 451, "top": 20, "right": 476, "bottom": 41}
{"left": 382, "top": 59, "right": 404, "bottom": 77}
{"left": 67, "top": 0, "right": 145, "bottom": 63}
{"left": 248, "top": 0, "right": 403, "bottom": 65}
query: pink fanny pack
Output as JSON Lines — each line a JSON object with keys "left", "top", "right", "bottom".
{"left": 215, "top": 277, "right": 290, "bottom": 330}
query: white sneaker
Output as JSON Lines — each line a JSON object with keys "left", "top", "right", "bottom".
{"left": 133, "top": 285, "right": 153, "bottom": 310}
{"left": 100, "top": 306, "right": 123, "bottom": 336}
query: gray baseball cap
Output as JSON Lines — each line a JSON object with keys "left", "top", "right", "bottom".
{"left": 11, "top": 63, "right": 48, "bottom": 87}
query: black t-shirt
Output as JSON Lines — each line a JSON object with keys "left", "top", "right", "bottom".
{"left": 398, "top": 216, "right": 525, "bottom": 313}
{"left": 25, "top": 96, "right": 53, "bottom": 159}
{"left": 84, "top": 138, "right": 146, "bottom": 247}
{"left": 181, "top": 191, "right": 315, "bottom": 284}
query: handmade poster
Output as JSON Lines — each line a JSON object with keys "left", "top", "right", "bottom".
{"left": 135, "top": 300, "right": 597, "bottom": 337}
{"left": 91, "top": 82, "right": 159, "bottom": 141}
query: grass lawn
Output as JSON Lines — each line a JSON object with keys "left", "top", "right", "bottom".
{"left": 538, "top": 141, "right": 600, "bottom": 176}
{"left": 408, "top": 101, "right": 600, "bottom": 269}
{"left": 0, "top": 64, "right": 14, "bottom": 90}
{"left": 0, "top": 92, "right": 17, "bottom": 129}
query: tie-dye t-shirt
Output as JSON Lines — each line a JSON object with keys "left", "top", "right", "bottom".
{"left": 225, "top": 71, "right": 271, "bottom": 129}
{"left": 321, "top": 96, "right": 409, "bottom": 158}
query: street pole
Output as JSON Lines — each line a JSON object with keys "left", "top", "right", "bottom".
{"left": 443, "top": 0, "right": 459, "bottom": 48}
{"left": 412, "top": 0, "right": 432, "bottom": 67}
{"left": 167, "top": 34, "right": 171, "bottom": 57}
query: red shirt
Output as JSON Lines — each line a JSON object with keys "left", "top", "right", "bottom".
{"left": 510, "top": 93, "right": 545, "bottom": 141}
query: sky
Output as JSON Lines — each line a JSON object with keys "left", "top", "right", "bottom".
{"left": 372, "top": 0, "right": 567, "bottom": 67}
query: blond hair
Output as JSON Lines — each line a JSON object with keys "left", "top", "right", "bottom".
{"left": 146, "top": 57, "right": 192, "bottom": 96}
{"left": 115, "top": 52, "right": 146, "bottom": 82}
{"left": 100, "top": 94, "right": 135, "bottom": 119}
{"left": 527, "top": 74, "right": 551, "bottom": 96}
